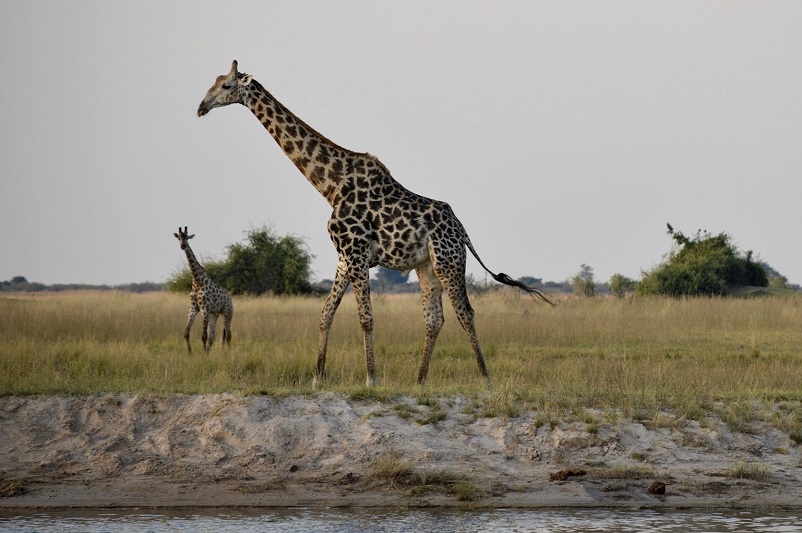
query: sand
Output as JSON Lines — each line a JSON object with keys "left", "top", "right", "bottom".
{"left": 1, "top": 394, "right": 800, "bottom": 509}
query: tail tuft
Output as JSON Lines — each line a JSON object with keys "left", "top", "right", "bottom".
{"left": 463, "top": 234, "right": 553, "bottom": 306}
{"left": 491, "top": 272, "right": 554, "bottom": 306}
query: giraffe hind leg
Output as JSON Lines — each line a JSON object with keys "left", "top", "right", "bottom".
{"left": 441, "top": 271, "right": 491, "bottom": 387}
{"left": 416, "top": 263, "right": 445, "bottom": 385}
{"left": 223, "top": 311, "right": 232, "bottom": 348}
{"left": 206, "top": 314, "right": 219, "bottom": 351}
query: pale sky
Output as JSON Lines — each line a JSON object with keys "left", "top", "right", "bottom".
{"left": 1, "top": 1, "right": 800, "bottom": 286}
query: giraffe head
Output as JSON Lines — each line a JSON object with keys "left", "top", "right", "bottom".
{"left": 197, "top": 60, "right": 254, "bottom": 117}
{"left": 174, "top": 226, "right": 195, "bottom": 250}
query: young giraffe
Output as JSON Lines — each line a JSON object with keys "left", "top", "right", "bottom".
{"left": 174, "top": 226, "right": 233, "bottom": 353}
{"left": 198, "top": 61, "right": 550, "bottom": 387}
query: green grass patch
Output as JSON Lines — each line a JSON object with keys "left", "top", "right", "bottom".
{"left": 372, "top": 452, "right": 484, "bottom": 501}
{"left": 589, "top": 464, "right": 658, "bottom": 480}
{"left": 727, "top": 462, "right": 770, "bottom": 482}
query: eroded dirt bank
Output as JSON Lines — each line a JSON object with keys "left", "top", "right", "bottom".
{"left": 1, "top": 394, "right": 800, "bottom": 509}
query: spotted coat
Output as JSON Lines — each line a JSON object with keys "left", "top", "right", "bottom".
{"left": 198, "top": 61, "right": 549, "bottom": 387}
{"left": 174, "top": 226, "right": 233, "bottom": 353}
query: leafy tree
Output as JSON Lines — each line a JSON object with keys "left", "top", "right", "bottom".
{"left": 609, "top": 273, "right": 637, "bottom": 298}
{"left": 518, "top": 276, "right": 543, "bottom": 287}
{"left": 225, "top": 228, "right": 313, "bottom": 295}
{"left": 768, "top": 275, "right": 788, "bottom": 290}
{"left": 760, "top": 262, "right": 783, "bottom": 279}
{"left": 168, "top": 225, "right": 315, "bottom": 296}
{"left": 638, "top": 224, "right": 768, "bottom": 297}
{"left": 572, "top": 264, "right": 596, "bottom": 297}
{"left": 0, "top": 276, "right": 46, "bottom": 292}
{"left": 760, "top": 262, "right": 789, "bottom": 289}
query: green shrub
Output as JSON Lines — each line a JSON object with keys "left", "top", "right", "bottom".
{"left": 638, "top": 225, "right": 768, "bottom": 297}
{"left": 609, "top": 273, "right": 637, "bottom": 298}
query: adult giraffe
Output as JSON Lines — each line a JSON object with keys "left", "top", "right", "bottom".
{"left": 198, "top": 61, "right": 550, "bottom": 388}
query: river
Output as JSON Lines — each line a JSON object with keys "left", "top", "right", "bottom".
{"left": 1, "top": 507, "right": 800, "bottom": 532}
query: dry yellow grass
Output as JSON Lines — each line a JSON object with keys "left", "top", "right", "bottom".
{"left": 1, "top": 290, "right": 801, "bottom": 418}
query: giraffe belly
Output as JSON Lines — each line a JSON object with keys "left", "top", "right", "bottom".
{"left": 374, "top": 231, "right": 431, "bottom": 272}
{"left": 377, "top": 251, "right": 429, "bottom": 272}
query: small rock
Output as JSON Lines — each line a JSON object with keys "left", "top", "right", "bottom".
{"left": 648, "top": 480, "right": 666, "bottom": 495}
{"left": 0, "top": 481, "right": 25, "bottom": 498}
{"left": 549, "top": 468, "right": 588, "bottom": 482}
{"left": 337, "top": 472, "right": 360, "bottom": 484}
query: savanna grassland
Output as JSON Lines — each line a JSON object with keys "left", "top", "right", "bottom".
{"left": 1, "top": 290, "right": 801, "bottom": 419}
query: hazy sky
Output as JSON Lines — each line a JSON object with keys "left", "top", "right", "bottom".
{"left": 1, "top": 1, "right": 800, "bottom": 286}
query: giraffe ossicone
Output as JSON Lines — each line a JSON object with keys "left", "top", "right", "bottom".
{"left": 174, "top": 226, "right": 233, "bottom": 353}
{"left": 198, "top": 61, "right": 550, "bottom": 387}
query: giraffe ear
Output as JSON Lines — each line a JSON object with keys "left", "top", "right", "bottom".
{"left": 173, "top": 233, "right": 179, "bottom": 239}
{"left": 239, "top": 74, "right": 252, "bottom": 86}
{"left": 187, "top": 234, "right": 195, "bottom": 240}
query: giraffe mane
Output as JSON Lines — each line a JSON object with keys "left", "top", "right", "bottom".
{"left": 248, "top": 79, "right": 364, "bottom": 158}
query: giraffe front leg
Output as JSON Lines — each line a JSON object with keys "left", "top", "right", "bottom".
{"left": 314, "top": 259, "right": 350, "bottom": 390}
{"left": 416, "top": 263, "right": 445, "bottom": 385}
{"left": 348, "top": 262, "right": 376, "bottom": 387}
{"left": 185, "top": 304, "right": 199, "bottom": 353}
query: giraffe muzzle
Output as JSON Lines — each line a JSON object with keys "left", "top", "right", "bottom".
{"left": 197, "top": 102, "right": 210, "bottom": 117}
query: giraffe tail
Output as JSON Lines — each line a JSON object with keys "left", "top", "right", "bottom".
{"left": 464, "top": 238, "right": 554, "bottom": 306}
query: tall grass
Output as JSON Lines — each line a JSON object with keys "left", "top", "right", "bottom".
{"left": 1, "top": 291, "right": 801, "bottom": 415}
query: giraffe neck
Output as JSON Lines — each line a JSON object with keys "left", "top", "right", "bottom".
{"left": 183, "top": 246, "right": 207, "bottom": 288}
{"left": 242, "top": 80, "right": 377, "bottom": 207}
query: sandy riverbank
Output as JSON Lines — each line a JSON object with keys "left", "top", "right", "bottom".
{"left": 1, "top": 394, "right": 800, "bottom": 509}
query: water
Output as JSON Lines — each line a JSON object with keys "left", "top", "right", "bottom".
{"left": 1, "top": 508, "right": 800, "bottom": 533}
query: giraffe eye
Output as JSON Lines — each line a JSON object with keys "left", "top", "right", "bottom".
{"left": 222, "top": 83, "right": 233, "bottom": 90}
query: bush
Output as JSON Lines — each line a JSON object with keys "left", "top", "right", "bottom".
{"left": 638, "top": 224, "right": 768, "bottom": 297}
{"left": 609, "top": 274, "right": 637, "bottom": 298}
{"left": 226, "top": 228, "right": 313, "bottom": 295}
{"left": 572, "top": 264, "right": 596, "bottom": 297}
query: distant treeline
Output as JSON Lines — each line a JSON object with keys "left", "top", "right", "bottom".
{"left": 2, "top": 274, "right": 567, "bottom": 295}
{"left": 8, "top": 224, "right": 796, "bottom": 298}
{"left": 0, "top": 276, "right": 165, "bottom": 293}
